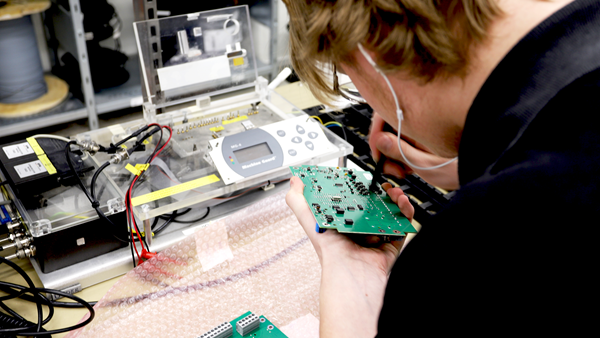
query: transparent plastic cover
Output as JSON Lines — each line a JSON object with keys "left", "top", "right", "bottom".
{"left": 134, "top": 6, "right": 259, "bottom": 107}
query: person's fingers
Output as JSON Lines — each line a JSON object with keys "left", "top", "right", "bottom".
{"left": 386, "top": 188, "right": 414, "bottom": 221}
{"left": 380, "top": 238, "right": 407, "bottom": 272}
{"left": 382, "top": 160, "right": 412, "bottom": 179}
{"left": 285, "top": 176, "right": 322, "bottom": 253}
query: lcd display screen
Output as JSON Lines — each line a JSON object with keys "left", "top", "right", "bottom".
{"left": 234, "top": 143, "right": 273, "bottom": 163}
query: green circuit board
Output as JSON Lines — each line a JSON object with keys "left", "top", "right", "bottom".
{"left": 198, "top": 311, "right": 287, "bottom": 338}
{"left": 290, "top": 165, "right": 416, "bottom": 238}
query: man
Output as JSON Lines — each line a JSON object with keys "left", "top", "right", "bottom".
{"left": 283, "top": 0, "right": 599, "bottom": 336}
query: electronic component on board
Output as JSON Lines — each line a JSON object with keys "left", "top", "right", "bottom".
{"left": 198, "top": 322, "right": 233, "bottom": 338}
{"left": 236, "top": 312, "right": 260, "bottom": 335}
{"left": 197, "top": 312, "right": 287, "bottom": 338}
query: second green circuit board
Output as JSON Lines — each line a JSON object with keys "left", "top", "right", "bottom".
{"left": 290, "top": 165, "right": 417, "bottom": 237}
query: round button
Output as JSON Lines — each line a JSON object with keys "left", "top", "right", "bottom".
{"left": 305, "top": 141, "right": 314, "bottom": 150}
{"left": 288, "top": 149, "right": 297, "bottom": 156}
{"left": 277, "top": 130, "right": 286, "bottom": 137}
{"left": 296, "top": 125, "right": 306, "bottom": 134}
{"left": 308, "top": 132, "right": 318, "bottom": 139}
{"left": 291, "top": 136, "right": 302, "bottom": 143}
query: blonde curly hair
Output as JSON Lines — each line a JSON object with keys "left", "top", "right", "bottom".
{"left": 283, "top": 0, "right": 500, "bottom": 103}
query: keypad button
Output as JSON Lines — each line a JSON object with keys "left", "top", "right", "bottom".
{"left": 296, "top": 125, "right": 305, "bottom": 134}
{"left": 291, "top": 136, "right": 302, "bottom": 143}
{"left": 288, "top": 149, "right": 297, "bottom": 156}
{"left": 305, "top": 141, "right": 314, "bottom": 150}
{"left": 277, "top": 130, "right": 286, "bottom": 137}
{"left": 308, "top": 132, "right": 318, "bottom": 139}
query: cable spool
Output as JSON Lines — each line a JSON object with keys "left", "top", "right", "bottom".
{"left": 0, "top": 16, "right": 47, "bottom": 103}
{"left": 0, "top": 0, "right": 68, "bottom": 117}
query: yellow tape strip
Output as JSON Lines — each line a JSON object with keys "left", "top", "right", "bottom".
{"left": 131, "top": 175, "right": 220, "bottom": 206}
{"left": 222, "top": 115, "right": 248, "bottom": 125}
{"left": 38, "top": 154, "right": 57, "bottom": 175}
{"left": 26, "top": 138, "right": 45, "bottom": 156}
{"left": 210, "top": 126, "right": 225, "bottom": 132}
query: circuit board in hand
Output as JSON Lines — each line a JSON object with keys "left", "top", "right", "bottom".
{"left": 290, "top": 165, "right": 416, "bottom": 238}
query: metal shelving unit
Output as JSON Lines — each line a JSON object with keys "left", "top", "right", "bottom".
{"left": 94, "top": 55, "right": 143, "bottom": 114}
{"left": 0, "top": 0, "right": 96, "bottom": 136}
{"left": 0, "top": 0, "right": 287, "bottom": 138}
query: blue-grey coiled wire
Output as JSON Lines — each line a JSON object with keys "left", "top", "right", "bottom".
{"left": 0, "top": 16, "right": 48, "bottom": 104}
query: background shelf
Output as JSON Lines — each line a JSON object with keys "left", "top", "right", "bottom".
{"left": 95, "top": 55, "right": 143, "bottom": 114}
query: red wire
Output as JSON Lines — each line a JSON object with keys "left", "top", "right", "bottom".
{"left": 127, "top": 124, "right": 172, "bottom": 263}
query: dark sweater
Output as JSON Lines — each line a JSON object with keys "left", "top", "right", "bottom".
{"left": 378, "top": 0, "right": 600, "bottom": 334}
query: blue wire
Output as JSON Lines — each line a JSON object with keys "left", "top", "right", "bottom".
{"left": 325, "top": 124, "right": 347, "bottom": 140}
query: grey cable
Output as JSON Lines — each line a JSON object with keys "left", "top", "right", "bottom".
{"left": 0, "top": 16, "right": 48, "bottom": 104}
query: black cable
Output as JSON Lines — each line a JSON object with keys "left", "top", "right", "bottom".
{"left": 0, "top": 282, "right": 96, "bottom": 308}
{"left": 66, "top": 142, "right": 128, "bottom": 243}
{"left": 0, "top": 301, "right": 26, "bottom": 321}
{"left": 0, "top": 257, "right": 43, "bottom": 334}
{"left": 152, "top": 210, "right": 178, "bottom": 235}
{"left": 0, "top": 288, "right": 93, "bottom": 336}
{"left": 158, "top": 208, "right": 192, "bottom": 220}
{"left": 0, "top": 312, "right": 48, "bottom": 336}
{"left": 170, "top": 207, "right": 210, "bottom": 224}
{"left": 129, "top": 229, "right": 136, "bottom": 268}
{"left": 112, "top": 125, "right": 151, "bottom": 148}
{"left": 0, "top": 257, "right": 94, "bottom": 336}
{"left": 90, "top": 161, "right": 110, "bottom": 201}
{"left": 65, "top": 141, "right": 94, "bottom": 204}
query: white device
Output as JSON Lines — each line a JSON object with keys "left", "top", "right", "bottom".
{"left": 208, "top": 116, "right": 337, "bottom": 184}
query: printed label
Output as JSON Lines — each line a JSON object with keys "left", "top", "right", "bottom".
{"left": 14, "top": 160, "right": 47, "bottom": 178}
{"left": 363, "top": 173, "right": 373, "bottom": 180}
{"left": 3, "top": 143, "right": 34, "bottom": 159}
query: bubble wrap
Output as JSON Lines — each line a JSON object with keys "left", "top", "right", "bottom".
{"left": 66, "top": 192, "right": 321, "bottom": 338}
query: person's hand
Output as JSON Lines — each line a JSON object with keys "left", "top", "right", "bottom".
{"left": 286, "top": 176, "right": 414, "bottom": 337}
{"left": 369, "top": 112, "right": 460, "bottom": 190}
{"left": 286, "top": 177, "right": 413, "bottom": 269}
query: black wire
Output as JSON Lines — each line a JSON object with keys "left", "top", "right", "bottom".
{"left": 129, "top": 229, "right": 136, "bottom": 268}
{"left": 0, "top": 288, "right": 94, "bottom": 336}
{"left": 0, "top": 257, "right": 44, "bottom": 334}
{"left": 152, "top": 210, "right": 178, "bottom": 235}
{"left": 0, "top": 282, "right": 96, "bottom": 308}
{"left": 90, "top": 161, "right": 110, "bottom": 201}
{"left": 0, "top": 257, "right": 93, "bottom": 335}
{"left": 158, "top": 208, "right": 192, "bottom": 220}
{"left": 65, "top": 141, "right": 94, "bottom": 204}
{"left": 170, "top": 207, "right": 210, "bottom": 224}
{"left": 0, "top": 300, "right": 26, "bottom": 321}
{"left": 0, "top": 312, "right": 48, "bottom": 335}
